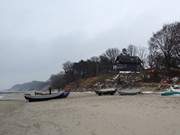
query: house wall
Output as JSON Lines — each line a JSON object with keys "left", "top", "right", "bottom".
{"left": 114, "top": 64, "right": 142, "bottom": 72}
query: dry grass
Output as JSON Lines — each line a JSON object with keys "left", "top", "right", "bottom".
{"left": 64, "top": 74, "right": 114, "bottom": 91}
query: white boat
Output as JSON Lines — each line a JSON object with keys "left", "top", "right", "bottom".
{"left": 171, "top": 85, "right": 180, "bottom": 92}
{"left": 161, "top": 85, "right": 180, "bottom": 96}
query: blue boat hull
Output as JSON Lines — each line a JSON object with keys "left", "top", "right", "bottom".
{"left": 161, "top": 91, "right": 180, "bottom": 96}
{"left": 24, "top": 91, "right": 70, "bottom": 102}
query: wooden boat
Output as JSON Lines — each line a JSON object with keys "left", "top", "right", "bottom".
{"left": 95, "top": 88, "right": 117, "bottom": 96}
{"left": 161, "top": 85, "right": 180, "bottom": 96}
{"left": 118, "top": 89, "right": 141, "bottom": 95}
{"left": 35, "top": 89, "right": 61, "bottom": 95}
{"left": 24, "top": 91, "right": 70, "bottom": 102}
{"left": 34, "top": 91, "right": 50, "bottom": 95}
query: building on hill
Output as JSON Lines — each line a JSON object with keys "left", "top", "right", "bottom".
{"left": 113, "top": 54, "right": 143, "bottom": 72}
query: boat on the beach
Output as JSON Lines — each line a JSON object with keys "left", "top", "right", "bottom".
{"left": 118, "top": 89, "right": 141, "bottom": 95}
{"left": 161, "top": 85, "right": 180, "bottom": 96}
{"left": 34, "top": 91, "right": 50, "bottom": 95}
{"left": 24, "top": 91, "right": 70, "bottom": 102}
{"left": 95, "top": 88, "right": 117, "bottom": 96}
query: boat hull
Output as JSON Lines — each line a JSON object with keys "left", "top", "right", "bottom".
{"left": 95, "top": 88, "right": 117, "bottom": 96}
{"left": 34, "top": 91, "right": 50, "bottom": 95}
{"left": 161, "top": 86, "right": 180, "bottom": 96}
{"left": 119, "top": 91, "right": 141, "bottom": 95}
{"left": 161, "top": 91, "right": 180, "bottom": 96}
{"left": 118, "top": 90, "right": 141, "bottom": 96}
{"left": 24, "top": 91, "right": 70, "bottom": 102}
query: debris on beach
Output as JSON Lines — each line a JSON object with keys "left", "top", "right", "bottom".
{"left": 113, "top": 71, "right": 143, "bottom": 88}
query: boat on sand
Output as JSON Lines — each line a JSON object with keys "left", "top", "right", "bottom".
{"left": 34, "top": 91, "right": 50, "bottom": 95}
{"left": 118, "top": 89, "right": 141, "bottom": 95}
{"left": 161, "top": 85, "right": 180, "bottom": 96}
{"left": 95, "top": 88, "right": 117, "bottom": 96}
{"left": 24, "top": 91, "right": 70, "bottom": 102}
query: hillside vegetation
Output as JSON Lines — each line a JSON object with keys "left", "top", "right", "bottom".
{"left": 64, "top": 74, "right": 115, "bottom": 91}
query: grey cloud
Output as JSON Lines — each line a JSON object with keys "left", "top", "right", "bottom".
{"left": 1, "top": 0, "right": 180, "bottom": 89}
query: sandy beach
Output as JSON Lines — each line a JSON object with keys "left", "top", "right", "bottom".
{"left": 1, "top": 92, "right": 180, "bottom": 135}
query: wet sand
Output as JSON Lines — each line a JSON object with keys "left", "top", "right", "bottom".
{"left": 1, "top": 92, "right": 180, "bottom": 135}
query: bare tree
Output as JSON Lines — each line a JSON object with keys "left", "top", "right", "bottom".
{"left": 136, "top": 46, "right": 148, "bottom": 68}
{"left": 127, "top": 44, "right": 137, "bottom": 56}
{"left": 49, "top": 72, "right": 65, "bottom": 89}
{"left": 104, "top": 48, "right": 120, "bottom": 63}
{"left": 63, "top": 61, "right": 73, "bottom": 73}
{"left": 149, "top": 22, "right": 180, "bottom": 71}
{"left": 90, "top": 56, "right": 100, "bottom": 62}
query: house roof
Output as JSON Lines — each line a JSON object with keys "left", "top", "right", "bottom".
{"left": 115, "top": 55, "right": 142, "bottom": 64}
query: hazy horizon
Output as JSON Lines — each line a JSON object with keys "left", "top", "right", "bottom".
{"left": 1, "top": 0, "right": 180, "bottom": 90}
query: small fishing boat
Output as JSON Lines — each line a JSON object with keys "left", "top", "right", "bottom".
{"left": 24, "top": 91, "right": 70, "bottom": 102}
{"left": 161, "top": 85, "right": 180, "bottom": 96}
{"left": 35, "top": 89, "right": 61, "bottom": 95}
{"left": 95, "top": 88, "right": 117, "bottom": 96}
{"left": 34, "top": 91, "right": 50, "bottom": 95}
{"left": 118, "top": 89, "right": 141, "bottom": 95}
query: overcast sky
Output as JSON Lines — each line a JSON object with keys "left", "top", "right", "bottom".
{"left": 1, "top": 0, "right": 180, "bottom": 89}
